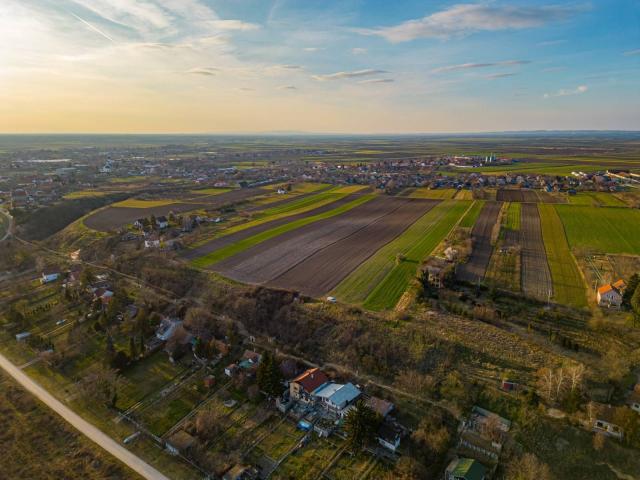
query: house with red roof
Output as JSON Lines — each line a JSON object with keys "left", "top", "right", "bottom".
{"left": 289, "top": 367, "right": 329, "bottom": 403}
{"left": 597, "top": 279, "right": 625, "bottom": 307}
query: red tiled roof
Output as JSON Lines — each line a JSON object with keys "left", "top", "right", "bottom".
{"left": 598, "top": 284, "right": 614, "bottom": 294}
{"left": 292, "top": 368, "right": 328, "bottom": 393}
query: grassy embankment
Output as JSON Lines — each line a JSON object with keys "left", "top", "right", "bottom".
{"left": 538, "top": 204, "right": 587, "bottom": 308}
{"left": 333, "top": 200, "right": 471, "bottom": 309}
{"left": 191, "top": 192, "right": 374, "bottom": 268}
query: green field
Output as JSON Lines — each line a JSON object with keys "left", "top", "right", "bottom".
{"left": 189, "top": 187, "right": 232, "bottom": 195}
{"left": 333, "top": 200, "right": 471, "bottom": 309}
{"left": 568, "top": 192, "right": 628, "bottom": 207}
{"left": 113, "top": 198, "right": 178, "bottom": 208}
{"left": 63, "top": 190, "right": 112, "bottom": 199}
{"left": 191, "top": 193, "right": 375, "bottom": 268}
{"left": 538, "top": 204, "right": 587, "bottom": 308}
{"left": 458, "top": 200, "right": 485, "bottom": 228}
{"left": 555, "top": 205, "right": 640, "bottom": 255}
{"left": 504, "top": 202, "right": 521, "bottom": 231}
{"left": 407, "top": 188, "right": 457, "bottom": 199}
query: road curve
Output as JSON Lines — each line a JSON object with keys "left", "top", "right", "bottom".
{"left": 0, "top": 352, "right": 171, "bottom": 480}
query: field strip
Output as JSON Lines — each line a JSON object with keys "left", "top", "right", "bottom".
{"left": 520, "top": 203, "right": 553, "bottom": 301}
{"left": 268, "top": 198, "right": 438, "bottom": 297}
{"left": 458, "top": 199, "right": 485, "bottom": 228}
{"left": 191, "top": 194, "right": 376, "bottom": 268}
{"left": 539, "top": 204, "right": 587, "bottom": 308}
{"left": 188, "top": 185, "right": 365, "bottom": 249}
{"left": 358, "top": 200, "right": 472, "bottom": 310}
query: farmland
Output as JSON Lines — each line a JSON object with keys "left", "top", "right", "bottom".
{"left": 538, "top": 204, "right": 587, "bottom": 308}
{"left": 555, "top": 205, "right": 640, "bottom": 255}
{"left": 407, "top": 187, "right": 457, "bottom": 199}
{"left": 520, "top": 203, "right": 553, "bottom": 301}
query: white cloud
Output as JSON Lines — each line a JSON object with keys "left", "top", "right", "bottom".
{"left": 304, "top": 47, "right": 321, "bottom": 52}
{"left": 312, "top": 69, "right": 388, "bottom": 81}
{"left": 485, "top": 72, "right": 516, "bottom": 79}
{"left": 623, "top": 48, "right": 640, "bottom": 56}
{"left": 278, "top": 85, "right": 297, "bottom": 90}
{"left": 432, "top": 60, "right": 529, "bottom": 73}
{"left": 359, "top": 78, "right": 394, "bottom": 84}
{"left": 544, "top": 85, "right": 588, "bottom": 98}
{"left": 185, "top": 67, "right": 219, "bottom": 76}
{"left": 356, "top": 3, "right": 586, "bottom": 43}
{"left": 351, "top": 47, "right": 367, "bottom": 55}
{"left": 212, "top": 19, "right": 260, "bottom": 31}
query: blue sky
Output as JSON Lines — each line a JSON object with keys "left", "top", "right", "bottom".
{"left": 0, "top": 0, "right": 638, "bottom": 132}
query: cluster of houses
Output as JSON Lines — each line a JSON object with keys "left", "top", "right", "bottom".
{"left": 596, "top": 278, "right": 626, "bottom": 307}
{"left": 129, "top": 213, "right": 221, "bottom": 250}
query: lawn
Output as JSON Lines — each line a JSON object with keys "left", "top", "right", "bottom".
{"left": 113, "top": 198, "right": 178, "bottom": 208}
{"left": 334, "top": 200, "right": 471, "bottom": 310}
{"left": 504, "top": 202, "right": 521, "bottom": 231}
{"left": 538, "top": 204, "right": 587, "bottom": 308}
{"left": 272, "top": 436, "right": 339, "bottom": 479}
{"left": 190, "top": 193, "right": 375, "bottom": 268}
{"left": 459, "top": 200, "right": 485, "bottom": 228}
{"left": 555, "top": 205, "right": 640, "bottom": 255}
{"left": 408, "top": 188, "right": 457, "bottom": 199}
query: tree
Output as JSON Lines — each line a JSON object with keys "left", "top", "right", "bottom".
{"left": 506, "top": 453, "right": 552, "bottom": 480}
{"left": 344, "top": 400, "right": 381, "bottom": 450}
{"left": 623, "top": 273, "right": 639, "bottom": 307}
{"left": 195, "top": 408, "right": 224, "bottom": 442}
{"left": 384, "top": 456, "right": 427, "bottom": 480}
{"left": 129, "top": 336, "right": 137, "bottom": 359}
{"left": 184, "top": 307, "right": 214, "bottom": 338}
{"left": 631, "top": 284, "right": 640, "bottom": 326}
{"left": 78, "top": 365, "right": 123, "bottom": 408}
{"left": 256, "top": 351, "right": 284, "bottom": 397}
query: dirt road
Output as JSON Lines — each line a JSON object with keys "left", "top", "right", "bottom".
{"left": 0, "top": 352, "right": 171, "bottom": 480}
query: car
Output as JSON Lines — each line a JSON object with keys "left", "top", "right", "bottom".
{"left": 326, "top": 296, "right": 337, "bottom": 303}
{"left": 55, "top": 319, "right": 66, "bottom": 326}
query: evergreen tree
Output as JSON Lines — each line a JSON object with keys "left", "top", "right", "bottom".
{"left": 623, "top": 273, "right": 640, "bottom": 307}
{"left": 257, "top": 351, "right": 284, "bottom": 397}
{"left": 105, "top": 335, "right": 115, "bottom": 361}
{"left": 129, "top": 336, "right": 137, "bottom": 359}
{"left": 344, "top": 400, "right": 381, "bottom": 450}
{"left": 138, "top": 335, "right": 145, "bottom": 356}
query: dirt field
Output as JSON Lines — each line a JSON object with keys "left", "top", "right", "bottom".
{"left": 520, "top": 203, "right": 553, "bottom": 301}
{"left": 84, "top": 188, "right": 264, "bottom": 231}
{"left": 268, "top": 199, "right": 438, "bottom": 296}
{"left": 213, "top": 197, "right": 416, "bottom": 285}
{"left": 457, "top": 201, "right": 503, "bottom": 283}
{"left": 182, "top": 191, "right": 363, "bottom": 261}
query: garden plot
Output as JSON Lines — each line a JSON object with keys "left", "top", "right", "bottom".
{"left": 520, "top": 203, "right": 553, "bottom": 301}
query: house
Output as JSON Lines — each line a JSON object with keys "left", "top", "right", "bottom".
{"left": 156, "top": 318, "right": 182, "bottom": 341}
{"left": 15, "top": 332, "right": 31, "bottom": 341}
{"left": 165, "top": 430, "right": 196, "bottom": 455}
{"left": 457, "top": 407, "right": 511, "bottom": 464}
{"left": 144, "top": 234, "right": 161, "bottom": 249}
{"left": 133, "top": 218, "right": 146, "bottom": 229}
{"left": 589, "top": 402, "right": 624, "bottom": 440}
{"left": 312, "top": 382, "right": 361, "bottom": 416}
{"left": 156, "top": 215, "right": 169, "bottom": 229}
{"left": 225, "top": 363, "right": 238, "bottom": 377}
{"left": 41, "top": 269, "right": 60, "bottom": 284}
{"left": 423, "top": 257, "right": 451, "bottom": 289}
{"left": 627, "top": 384, "right": 640, "bottom": 414}
{"left": 366, "top": 396, "right": 395, "bottom": 418}
{"left": 290, "top": 368, "right": 329, "bottom": 402}
{"left": 597, "top": 281, "right": 624, "bottom": 307}
{"left": 222, "top": 465, "right": 257, "bottom": 480}
{"left": 377, "top": 422, "right": 403, "bottom": 452}
{"left": 445, "top": 458, "right": 488, "bottom": 480}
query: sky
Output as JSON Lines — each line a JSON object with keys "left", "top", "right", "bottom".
{"left": 0, "top": 0, "right": 638, "bottom": 133}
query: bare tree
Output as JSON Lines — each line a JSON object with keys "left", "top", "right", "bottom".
{"left": 506, "top": 453, "right": 552, "bottom": 480}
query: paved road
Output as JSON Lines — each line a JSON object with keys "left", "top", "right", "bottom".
{"left": 0, "top": 352, "right": 171, "bottom": 480}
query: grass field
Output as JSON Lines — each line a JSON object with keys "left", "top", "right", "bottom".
{"left": 458, "top": 200, "right": 485, "bottom": 228}
{"left": 504, "top": 202, "right": 521, "bottom": 231}
{"left": 538, "top": 204, "right": 587, "bottom": 308}
{"left": 191, "top": 193, "right": 375, "bottom": 268}
{"left": 189, "top": 188, "right": 232, "bottom": 195}
{"left": 454, "top": 189, "right": 474, "bottom": 200}
{"left": 408, "top": 188, "right": 457, "bottom": 199}
{"left": 63, "top": 190, "right": 111, "bottom": 199}
{"left": 113, "top": 198, "right": 179, "bottom": 208}
{"left": 334, "top": 200, "right": 471, "bottom": 310}
{"left": 555, "top": 205, "right": 640, "bottom": 255}
{"left": 568, "top": 192, "right": 628, "bottom": 207}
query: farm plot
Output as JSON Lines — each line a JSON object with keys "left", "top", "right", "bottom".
{"left": 183, "top": 188, "right": 364, "bottom": 261}
{"left": 191, "top": 193, "right": 374, "bottom": 269}
{"left": 538, "top": 204, "right": 587, "bottom": 308}
{"left": 268, "top": 198, "right": 437, "bottom": 297}
{"left": 496, "top": 189, "right": 524, "bottom": 202}
{"left": 359, "top": 200, "right": 472, "bottom": 310}
{"left": 459, "top": 200, "right": 485, "bottom": 228}
{"left": 567, "top": 192, "right": 627, "bottom": 207}
{"left": 486, "top": 203, "right": 521, "bottom": 292}
{"left": 520, "top": 203, "right": 553, "bottom": 301}
{"left": 84, "top": 188, "right": 265, "bottom": 232}
{"left": 555, "top": 205, "right": 640, "bottom": 255}
{"left": 408, "top": 188, "right": 457, "bottom": 199}
{"left": 212, "top": 196, "right": 407, "bottom": 285}
{"left": 456, "top": 201, "right": 503, "bottom": 284}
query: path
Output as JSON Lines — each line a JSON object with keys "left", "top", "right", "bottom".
{"left": 0, "top": 351, "right": 171, "bottom": 480}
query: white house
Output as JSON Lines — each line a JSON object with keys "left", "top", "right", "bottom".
{"left": 41, "top": 270, "right": 60, "bottom": 284}
{"left": 156, "top": 216, "right": 169, "bottom": 229}
{"left": 377, "top": 422, "right": 403, "bottom": 452}
{"left": 312, "top": 382, "right": 361, "bottom": 417}
{"left": 597, "top": 283, "right": 623, "bottom": 307}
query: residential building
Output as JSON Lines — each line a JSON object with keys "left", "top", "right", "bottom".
{"left": 41, "top": 269, "right": 60, "bottom": 284}
{"left": 445, "top": 458, "right": 488, "bottom": 480}
{"left": 289, "top": 368, "right": 329, "bottom": 402}
{"left": 377, "top": 422, "right": 403, "bottom": 452}
{"left": 597, "top": 281, "right": 624, "bottom": 307}
{"left": 312, "top": 382, "right": 361, "bottom": 416}
{"left": 589, "top": 402, "right": 624, "bottom": 440}
{"left": 156, "top": 215, "right": 169, "bottom": 229}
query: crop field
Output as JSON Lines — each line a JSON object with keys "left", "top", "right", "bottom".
{"left": 63, "top": 190, "right": 111, "bottom": 199}
{"left": 538, "top": 204, "right": 587, "bottom": 308}
{"left": 407, "top": 188, "right": 457, "bottom": 199}
{"left": 567, "top": 192, "right": 628, "bottom": 207}
{"left": 520, "top": 204, "right": 553, "bottom": 301}
{"left": 555, "top": 205, "right": 640, "bottom": 255}
{"left": 458, "top": 200, "right": 485, "bottom": 228}
{"left": 189, "top": 187, "right": 233, "bottom": 195}
{"left": 504, "top": 202, "right": 521, "bottom": 231}
{"left": 113, "top": 198, "right": 179, "bottom": 208}
{"left": 486, "top": 203, "right": 521, "bottom": 291}
{"left": 84, "top": 188, "right": 266, "bottom": 232}
{"left": 359, "top": 200, "right": 472, "bottom": 310}
{"left": 453, "top": 189, "right": 474, "bottom": 200}
{"left": 457, "top": 201, "right": 503, "bottom": 284}
{"left": 211, "top": 197, "right": 427, "bottom": 288}
{"left": 190, "top": 192, "right": 374, "bottom": 269}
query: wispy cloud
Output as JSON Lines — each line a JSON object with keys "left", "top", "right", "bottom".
{"left": 359, "top": 78, "right": 394, "bottom": 84}
{"left": 278, "top": 85, "right": 297, "bottom": 90}
{"left": 303, "top": 47, "right": 321, "bottom": 52}
{"left": 312, "top": 69, "right": 388, "bottom": 81}
{"left": 486, "top": 72, "right": 516, "bottom": 79}
{"left": 356, "top": 3, "right": 586, "bottom": 43}
{"left": 544, "top": 85, "right": 588, "bottom": 98}
{"left": 538, "top": 39, "right": 565, "bottom": 46}
{"left": 212, "top": 19, "right": 260, "bottom": 31}
{"left": 185, "top": 67, "right": 219, "bottom": 76}
{"left": 432, "top": 60, "right": 529, "bottom": 73}
{"left": 623, "top": 48, "right": 640, "bottom": 56}
{"left": 351, "top": 47, "right": 367, "bottom": 55}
